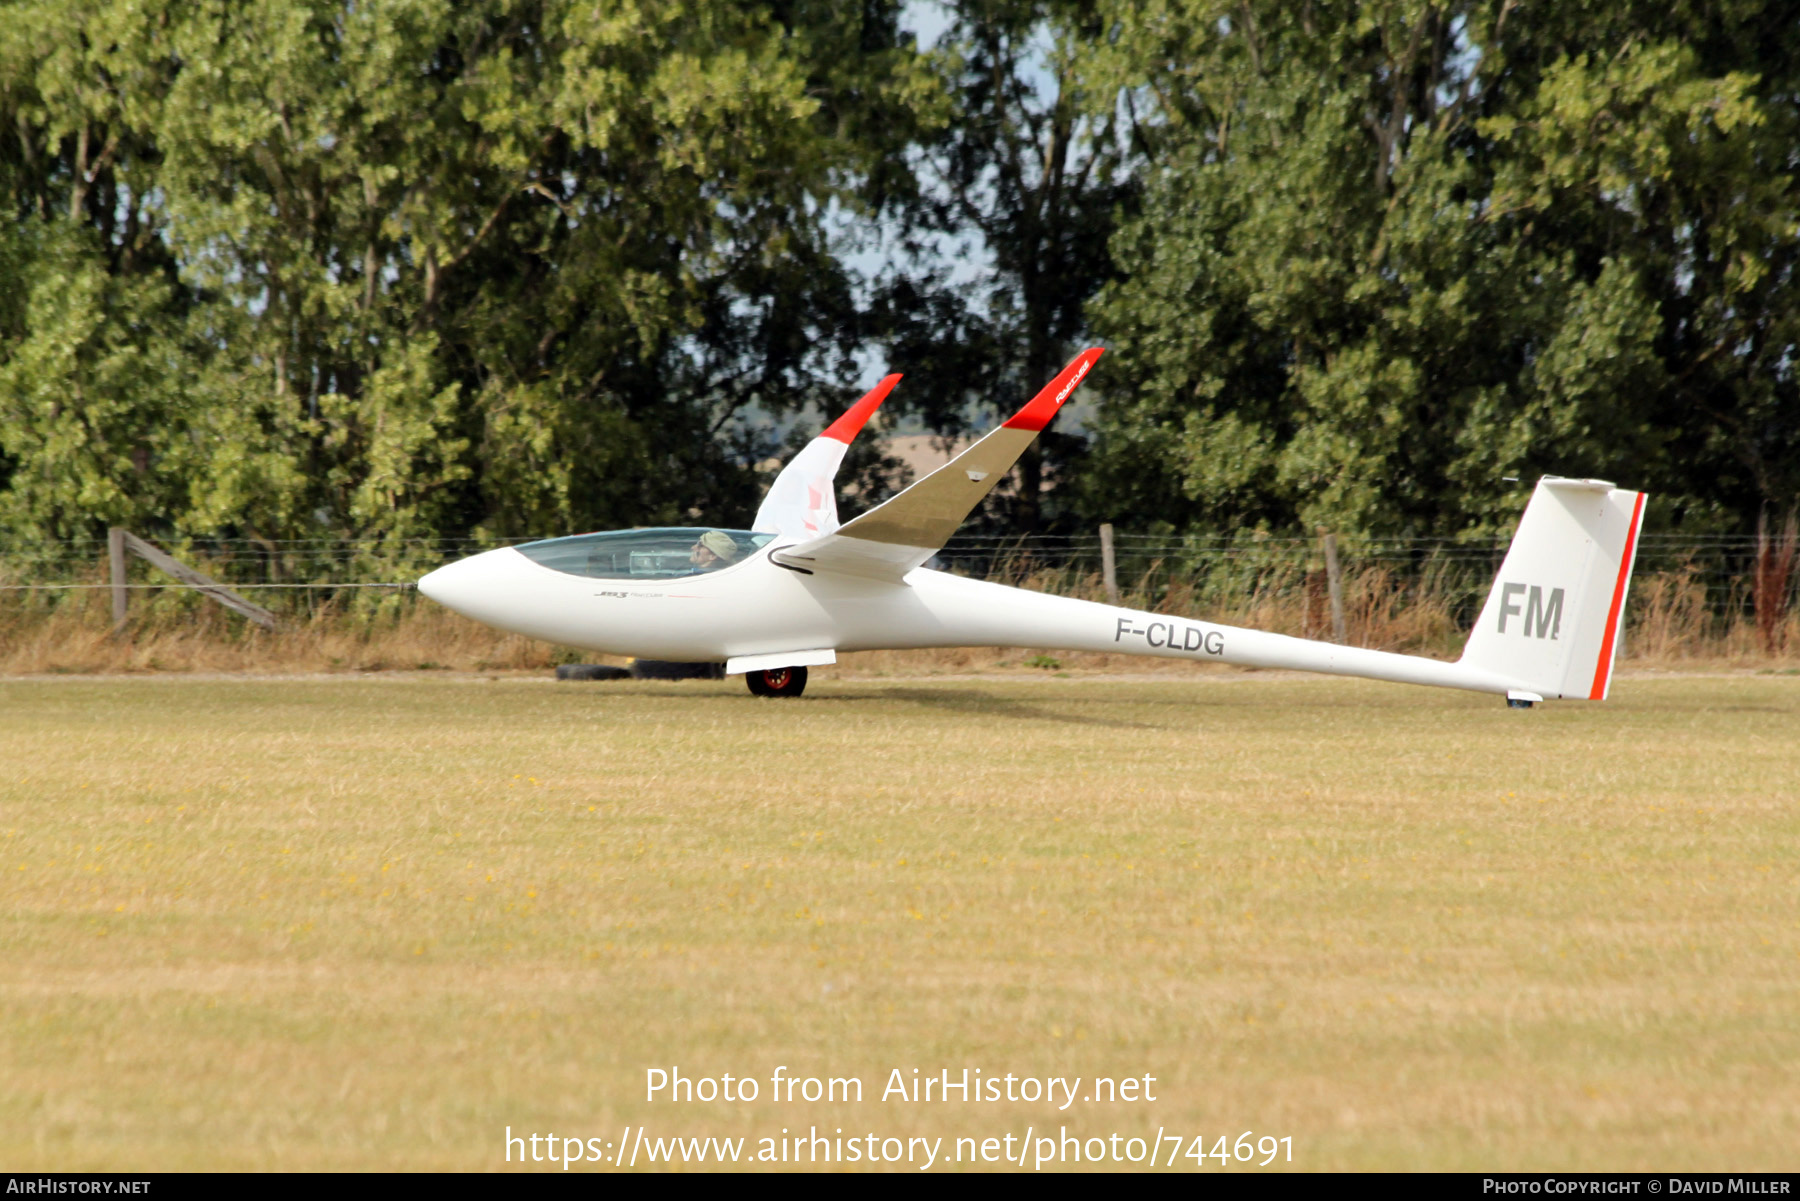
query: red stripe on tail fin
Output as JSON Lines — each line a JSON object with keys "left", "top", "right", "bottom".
{"left": 1588, "top": 491, "right": 1646, "bottom": 700}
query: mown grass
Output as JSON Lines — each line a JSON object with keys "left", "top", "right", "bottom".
{"left": 2, "top": 673, "right": 1797, "bottom": 1171}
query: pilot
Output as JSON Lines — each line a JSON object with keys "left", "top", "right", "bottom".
{"left": 689, "top": 530, "right": 741, "bottom": 571}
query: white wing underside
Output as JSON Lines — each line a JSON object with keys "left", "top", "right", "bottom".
{"left": 752, "top": 436, "right": 852, "bottom": 540}
{"left": 752, "top": 375, "right": 901, "bottom": 541}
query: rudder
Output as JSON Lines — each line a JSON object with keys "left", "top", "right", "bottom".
{"left": 1458, "top": 478, "right": 1647, "bottom": 700}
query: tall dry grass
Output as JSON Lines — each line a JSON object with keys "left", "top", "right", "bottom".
{"left": 994, "top": 558, "right": 1466, "bottom": 654}
{"left": 2, "top": 564, "right": 1793, "bottom": 674}
{"left": 0, "top": 585, "right": 574, "bottom": 675}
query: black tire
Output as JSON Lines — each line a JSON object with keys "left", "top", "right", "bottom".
{"left": 745, "top": 665, "right": 808, "bottom": 698}
{"left": 629, "top": 660, "right": 725, "bottom": 680}
{"left": 555, "top": 664, "right": 631, "bottom": 682}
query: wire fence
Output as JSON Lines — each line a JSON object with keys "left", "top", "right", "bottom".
{"left": 2, "top": 527, "right": 1794, "bottom": 671}
{"left": 933, "top": 531, "right": 1783, "bottom": 620}
{"left": 0, "top": 529, "right": 1784, "bottom": 623}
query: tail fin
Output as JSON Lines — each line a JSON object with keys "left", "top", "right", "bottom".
{"left": 1458, "top": 477, "right": 1647, "bottom": 700}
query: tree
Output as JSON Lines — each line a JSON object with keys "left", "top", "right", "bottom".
{"left": 0, "top": 0, "right": 191, "bottom": 542}
{"left": 1, "top": 0, "right": 939, "bottom": 560}
{"left": 1082, "top": 0, "right": 1799, "bottom": 540}
{"left": 870, "top": 0, "right": 1133, "bottom": 534}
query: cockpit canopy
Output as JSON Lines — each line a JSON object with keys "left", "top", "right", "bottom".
{"left": 513, "top": 528, "right": 776, "bottom": 580}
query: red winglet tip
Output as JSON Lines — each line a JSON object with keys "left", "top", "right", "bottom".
{"left": 1002, "top": 348, "right": 1105, "bottom": 432}
{"left": 821, "top": 373, "right": 902, "bottom": 444}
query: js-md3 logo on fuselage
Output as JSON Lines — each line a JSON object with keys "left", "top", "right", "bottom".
{"left": 1497, "top": 583, "right": 1563, "bottom": 639}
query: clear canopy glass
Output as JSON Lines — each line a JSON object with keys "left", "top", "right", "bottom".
{"left": 513, "top": 528, "right": 775, "bottom": 580}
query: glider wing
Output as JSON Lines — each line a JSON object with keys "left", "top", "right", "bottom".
{"left": 772, "top": 349, "right": 1104, "bottom": 582}
{"left": 752, "top": 374, "right": 902, "bottom": 540}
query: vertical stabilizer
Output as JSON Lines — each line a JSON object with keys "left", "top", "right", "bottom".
{"left": 1458, "top": 478, "right": 1647, "bottom": 700}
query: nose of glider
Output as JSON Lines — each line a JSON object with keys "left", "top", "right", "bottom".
{"left": 417, "top": 547, "right": 524, "bottom": 622}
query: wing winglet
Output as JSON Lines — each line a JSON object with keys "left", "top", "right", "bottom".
{"left": 822, "top": 374, "right": 900, "bottom": 443}
{"left": 1002, "top": 348, "right": 1104, "bottom": 431}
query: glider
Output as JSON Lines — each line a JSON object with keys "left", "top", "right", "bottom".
{"left": 419, "top": 350, "right": 1645, "bottom": 705}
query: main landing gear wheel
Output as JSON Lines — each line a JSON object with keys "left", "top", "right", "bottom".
{"left": 746, "top": 666, "right": 808, "bottom": 698}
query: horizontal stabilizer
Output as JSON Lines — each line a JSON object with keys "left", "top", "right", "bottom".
{"left": 774, "top": 349, "right": 1104, "bottom": 581}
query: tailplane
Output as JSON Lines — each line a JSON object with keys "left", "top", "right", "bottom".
{"left": 1458, "top": 477, "right": 1647, "bottom": 700}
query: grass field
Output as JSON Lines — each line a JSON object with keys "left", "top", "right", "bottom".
{"left": 3, "top": 671, "right": 1797, "bottom": 1171}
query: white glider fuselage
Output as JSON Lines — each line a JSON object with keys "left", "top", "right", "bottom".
{"left": 420, "top": 542, "right": 1530, "bottom": 696}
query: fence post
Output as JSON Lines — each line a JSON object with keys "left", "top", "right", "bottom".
{"left": 1320, "top": 529, "right": 1346, "bottom": 643}
{"left": 108, "top": 526, "right": 128, "bottom": 632}
{"left": 119, "top": 531, "right": 279, "bottom": 630}
{"left": 1754, "top": 509, "right": 1797, "bottom": 656}
{"left": 1100, "top": 523, "right": 1121, "bottom": 605}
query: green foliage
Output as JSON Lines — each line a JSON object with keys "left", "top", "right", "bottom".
{"left": 868, "top": 0, "right": 1133, "bottom": 533}
{"left": 0, "top": 0, "right": 937, "bottom": 556}
{"left": 0, "top": 223, "right": 188, "bottom": 539}
{"left": 1, "top": 0, "right": 1794, "bottom": 561}
{"left": 1083, "top": 0, "right": 1800, "bottom": 540}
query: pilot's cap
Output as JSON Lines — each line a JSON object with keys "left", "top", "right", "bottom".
{"left": 698, "top": 530, "right": 739, "bottom": 561}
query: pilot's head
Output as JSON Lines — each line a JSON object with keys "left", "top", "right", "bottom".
{"left": 690, "top": 530, "right": 741, "bottom": 570}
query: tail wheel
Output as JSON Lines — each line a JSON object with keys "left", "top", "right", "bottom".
{"left": 746, "top": 666, "right": 808, "bottom": 698}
